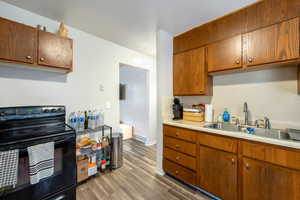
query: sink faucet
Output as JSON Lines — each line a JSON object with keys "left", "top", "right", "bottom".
{"left": 264, "top": 117, "right": 271, "bottom": 129}
{"left": 243, "top": 102, "right": 249, "bottom": 125}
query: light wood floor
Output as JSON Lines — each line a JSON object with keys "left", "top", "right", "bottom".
{"left": 76, "top": 139, "right": 210, "bottom": 200}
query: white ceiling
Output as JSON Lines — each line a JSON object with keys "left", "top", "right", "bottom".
{"left": 4, "top": 0, "right": 256, "bottom": 56}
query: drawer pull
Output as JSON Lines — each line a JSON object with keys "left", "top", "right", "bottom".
{"left": 248, "top": 57, "right": 253, "bottom": 63}
{"left": 26, "top": 55, "right": 32, "bottom": 59}
{"left": 175, "top": 132, "right": 180, "bottom": 137}
{"left": 40, "top": 57, "right": 45, "bottom": 62}
{"left": 176, "top": 156, "right": 180, "bottom": 160}
{"left": 245, "top": 163, "right": 250, "bottom": 169}
{"left": 231, "top": 158, "right": 235, "bottom": 164}
{"left": 175, "top": 170, "right": 179, "bottom": 175}
{"left": 235, "top": 60, "right": 240, "bottom": 64}
{"left": 175, "top": 144, "right": 180, "bottom": 149}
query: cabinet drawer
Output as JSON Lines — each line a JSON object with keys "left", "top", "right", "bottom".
{"left": 243, "top": 141, "right": 300, "bottom": 171}
{"left": 164, "top": 147, "right": 197, "bottom": 170}
{"left": 198, "top": 132, "right": 237, "bottom": 153}
{"left": 163, "top": 125, "right": 197, "bottom": 143}
{"left": 163, "top": 159, "right": 196, "bottom": 185}
{"left": 164, "top": 136, "right": 196, "bottom": 157}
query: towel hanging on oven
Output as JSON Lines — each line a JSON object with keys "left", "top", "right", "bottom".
{"left": 0, "top": 149, "right": 19, "bottom": 189}
{"left": 27, "top": 142, "right": 54, "bottom": 184}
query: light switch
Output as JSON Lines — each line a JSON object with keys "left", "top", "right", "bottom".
{"left": 105, "top": 101, "right": 111, "bottom": 109}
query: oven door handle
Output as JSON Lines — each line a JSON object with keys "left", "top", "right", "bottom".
{"left": 4, "top": 134, "right": 75, "bottom": 152}
{"left": 51, "top": 194, "right": 66, "bottom": 200}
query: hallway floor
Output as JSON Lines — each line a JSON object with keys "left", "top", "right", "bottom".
{"left": 76, "top": 139, "right": 210, "bottom": 200}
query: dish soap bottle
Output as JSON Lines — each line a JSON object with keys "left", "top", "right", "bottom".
{"left": 223, "top": 108, "right": 231, "bottom": 124}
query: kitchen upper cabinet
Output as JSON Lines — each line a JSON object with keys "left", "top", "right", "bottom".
{"left": 243, "top": 158, "right": 300, "bottom": 200}
{"left": 207, "top": 35, "right": 242, "bottom": 73}
{"left": 199, "top": 146, "right": 237, "bottom": 200}
{"left": 173, "top": 47, "right": 211, "bottom": 96}
{"left": 0, "top": 17, "right": 37, "bottom": 64}
{"left": 38, "top": 30, "right": 73, "bottom": 70}
{"left": 244, "top": 17, "right": 299, "bottom": 67}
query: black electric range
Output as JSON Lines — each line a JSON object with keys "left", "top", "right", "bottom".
{"left": 0, "top": 106, "right": 76, "bottom": 200}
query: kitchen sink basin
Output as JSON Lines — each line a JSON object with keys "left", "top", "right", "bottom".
{"left": 204, "top": 123, "right": 290, "bottom": 140}
{"left": 245, "top": 128, "right": 290, "bottom": 140}
{"left": 204, "top": 123, "right": 242, "bottom": 132}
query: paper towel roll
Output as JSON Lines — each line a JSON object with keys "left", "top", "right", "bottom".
{"left": 205, "top": 104, "right": 213, "bottom": 123}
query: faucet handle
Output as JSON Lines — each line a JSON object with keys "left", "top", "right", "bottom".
{"left": 264, "top": 117, "right": 271, "bottom": 129}
{"left": 254, "top": 120, "right": 259, "bottom": 128}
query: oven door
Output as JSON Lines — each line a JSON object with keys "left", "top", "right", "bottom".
{"left": 0, "top": 134, "right": 76, "bottom": 200}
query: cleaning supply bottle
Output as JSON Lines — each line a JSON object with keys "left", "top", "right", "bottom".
{"left": 222, "top": 108, "right": 231, "bottom": 124}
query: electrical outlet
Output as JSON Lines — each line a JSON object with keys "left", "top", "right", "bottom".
{"left": 99, "top": 84, "right": 104, "bottom": 92}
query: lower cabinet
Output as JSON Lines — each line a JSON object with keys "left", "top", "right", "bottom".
{"left": 163, "top": 159, "right": 196, "bottom": 185}
{"left": 163, "top": 125, "right": 300, "bottom": 200}
{"left": 242, "top": 158, "right": 300, "bottom": 200}
{"left": 199, "top": 146, "right": 238, "bottom": 200}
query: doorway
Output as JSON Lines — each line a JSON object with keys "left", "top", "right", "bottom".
{"left": 119, "top": 64, "right": 150, "bottom": 143}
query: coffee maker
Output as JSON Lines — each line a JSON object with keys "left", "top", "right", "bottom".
{"left": 172, "top": 98, "right": 183, "bottom": 120}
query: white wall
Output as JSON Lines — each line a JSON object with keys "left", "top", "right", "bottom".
{"left": 120, "top": 65, "right": 149, "bottom": 141}
{"left": 181, "top": 65, "right": 300, "bottom": 129}
{"left": 156, "top": 30, "right": 173, "bottom": 174}
{"left": 0, "top": 2, "right": 156, "bottom": 134}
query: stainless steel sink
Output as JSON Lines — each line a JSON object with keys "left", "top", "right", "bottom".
{"left": 204, "top": 123, "right": 242, "bottom": 132}
{"left": 204, "top": 123, "right": 290, "bottom": 140}
{"left": 244, "top": 128, "right": 290, "bottom": 140}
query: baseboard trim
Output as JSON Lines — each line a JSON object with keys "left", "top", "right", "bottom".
{"left": 145, "top": 140, "right": 157, "bottom": 146}
{"left": 156, "top": 168, "right": 165, "bottom": 176}
{"left": 133, "top": 134, "right": 147, "bottom": 143}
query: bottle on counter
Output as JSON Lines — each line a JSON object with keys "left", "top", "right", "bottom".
{"left": 88, "top": 110, "right": 94, "bottom": 129}
{"left": 84, "top": 111, "right": 89, "bottom": 129}
{"left": 68, "top": 112, "right": 78, "bottom": 132}
{"left": 78, "top": 111, "right": 85, "bottom": 132}
{"left": 222, "top": 108, "right": 231, "bottom": 124}
{"left": 98, "top": 109, "right": 104, "bottom": 127}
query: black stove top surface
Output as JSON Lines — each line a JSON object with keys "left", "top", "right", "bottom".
{"left": 0, "top": 106, "right": 74, "bottom": 146}
{"left": 0, "top": 124, "right": 74, "bottom": 145}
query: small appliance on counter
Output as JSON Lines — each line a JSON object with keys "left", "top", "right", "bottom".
{"left": 183, "top": 104, "right": 205, "bottom": 122}
{"left": 172, "top": 98, "right": 183, "bottom": 120}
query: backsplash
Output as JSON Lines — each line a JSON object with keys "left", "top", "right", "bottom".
{"left": 180, "top": 65, "right": 300, "bottom": 129}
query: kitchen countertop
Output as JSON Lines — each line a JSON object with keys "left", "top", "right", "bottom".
{"left": 164, "top": 120, "right": 300, "bottom": 150}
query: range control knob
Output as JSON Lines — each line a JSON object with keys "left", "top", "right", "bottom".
{"left": 51, "top": 109, "right": 57, "bottom": 113}
{"left": 44, "top": 109, "right": 50, "bottom": 113}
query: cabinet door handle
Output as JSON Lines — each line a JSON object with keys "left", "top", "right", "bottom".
{"left": 248, "top": 57, "right": 253, "bottom": 63}
{"left": 176, "top": 156, "right": 180, "bottom": 160}
{"left": 40, "top": 57, "right": 45, "bottom": 62}
{"left": 175, "top": 144, "right": 180, "bottom": 149}
{"left": 245, "top": 163, "right": 250, "bottom": 169}
{"left": 231, "top": 158, "right": 235, "bottom": 164}
{"left": 175, "top": 170, "right": 179, "bottom": 175}
{"left": 235, "top": 60, "right": 240, "bottom": 64}
{"left": 175, "top": 132, "right": 180, "bottom": 137}
{"left": 26, "top": 55, "right": 32, "bottom": 59}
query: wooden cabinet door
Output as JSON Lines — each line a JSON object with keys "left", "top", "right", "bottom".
{"left": 243, "top": 158, "right": 300, "bottom": 200}
{"left": 199, "top": 146, "right": 237, "bottom": 200}
{"left": 244, "top": 17, "right": 299, "bottom": 67}
{"left": 173, "top": 47, "right": 208, "bottom": 96}
{"left": 207, "top": 35, "right": 242, "bottom": 72}
{"left": 38, "top": 30, "right": 73, "bottom": 69}
{"left": 0, "top": 17, "right": 36, "bottom": 64}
